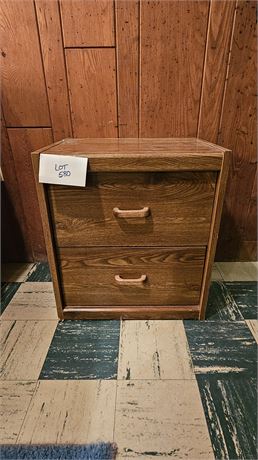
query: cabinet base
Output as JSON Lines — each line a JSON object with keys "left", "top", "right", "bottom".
{"left": 62, "top": 305, "right": 200, "bottom": 320}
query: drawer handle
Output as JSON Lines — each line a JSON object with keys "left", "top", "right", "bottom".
{"left": 113, "top": 206, "right": 150, "bottom": 218}
{"left": 115, "top": 274, "right": 147, "bottom": 285}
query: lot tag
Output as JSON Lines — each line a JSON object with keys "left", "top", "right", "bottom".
{"left": 39, "top": 154, "right": 88, "bottom": 187}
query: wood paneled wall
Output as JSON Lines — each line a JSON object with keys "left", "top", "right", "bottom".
{"left": 1, "top": 0, "right": 257, "bottom": 261}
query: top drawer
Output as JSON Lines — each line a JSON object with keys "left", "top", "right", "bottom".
{"left": 48, "top": 171, "right": 216, "bottom": 247}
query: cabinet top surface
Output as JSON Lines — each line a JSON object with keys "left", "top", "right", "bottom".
{"left": 35, "top": 138, "right": 229, "bottom": 158}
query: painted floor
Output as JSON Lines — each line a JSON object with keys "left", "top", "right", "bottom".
{"left": 0, "top": 261, "right": 257, "bottom": 459}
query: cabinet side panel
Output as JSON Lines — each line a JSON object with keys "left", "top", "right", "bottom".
{"left": 31, "top": 153, "right": 64, "bottom": 319}
{"left": 199, "top": 151, "right": 231, "bottom": 319}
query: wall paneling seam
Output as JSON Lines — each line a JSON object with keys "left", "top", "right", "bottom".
{"left": 197, "top": 0, "right": 212, "bottom": 138}
{"left": 57, "top": 0, "right": 74, "bottom": 138}
{"left": 33, "top": 0, "right": 52, "bottom": 130}
{"left": 216, "top": 0, "right": 238, "bottom": 143}
{"left": 113, "top": 0, "right": 120, "bottom": 136}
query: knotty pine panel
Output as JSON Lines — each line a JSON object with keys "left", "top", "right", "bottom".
{"left": 115, "top": 0, "right": 139, "bottom": 137}
{"left": 140, "top": 0, "right": 209, "bottom": 137}
{"left": 60, "top": 0, "right": 114, "bottom": 47}
{"left": 0, "top": 0, "right": 50, "bottom": 127}
{"left": 217, "top": 0, "right": 257, "bottom": 261}
{"left": 198, "top": 0, "right": 236, "bottom": 142}
{"left": 65, "top": 49, "right": 118, "bottom": 137}
{"left": 35, "top": 0, "right": 72, "bottom": 141}
{"left": 7, "top": 128, "right": 53, "bottom": 260}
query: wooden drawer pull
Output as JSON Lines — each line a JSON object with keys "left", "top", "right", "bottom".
{"left": 115, "top": 274, "right": 147, "bottom": 285}
{"left": 113, "top": 206, "right": 150, "bottom": 218}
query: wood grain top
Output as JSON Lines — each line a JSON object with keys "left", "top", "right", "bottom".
{"left": 35, "top": 138, "right": 230, "bottom": 157}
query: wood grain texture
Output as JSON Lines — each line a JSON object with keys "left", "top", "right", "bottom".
{"left": 66, "top": 49, "right": 118, "bottom": 137}
{"left": 140, "top": 0, "right": 209, "bottom": 137}
{"left": 58, "top": 247, "right": 205, "bottom": 306}
{"left": 44, "top": 137, "right": 228, "bottom": 155}
{"left": 1, "top": 118, "right": 31, "bottom": 261}
{"left": 0, "top": 0, "right": 50, "bottom": 126}
{"left": 35, "top": 0, "right": 72, "bottom": 141}
{"left": 49, "top": 171, "right": 216, "bottom": 247}
{"left": 198, "top": 0, "right": 236, "bottom": 142}
{"left": 115, "top": 0, "right": 139, "bottom": 137}
{"left": 63, "top": 306, "right": 199, "bottom": 320}
{"left": 8, "top": 128, "right": 53, "bottom": 260}
{"left": 217, "top": 0, "right": 257, "bottom": 260}
{"left": 60, "top": 0, "right": 114, "bottom": 47}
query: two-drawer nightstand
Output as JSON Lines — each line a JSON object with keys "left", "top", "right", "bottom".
{"left": 32, "top": 138, "right": 230, "bottom": 320}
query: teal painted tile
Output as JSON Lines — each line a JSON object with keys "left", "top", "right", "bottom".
{"left": 225, "top": 282, "right": 257, "bottom": 320}
{"left": 40, "top": 320, "right": 120, "bottom": 379}
{"left": 1, "top": 282, "right": 20, "bottom": 314}
{"left": 197, "top": 375, "right": 257, "bottom": 460}
{"left": 184, "top": 321, "right": 257, "bottom": 377}
{"left": 27, "top": 263, "right": 51, "bottom": 282}
{"left": 206, "top": 281, "right": 243, "bottom": 321}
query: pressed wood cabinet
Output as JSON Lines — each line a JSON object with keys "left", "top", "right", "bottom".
{"left": 32, "top": 138, "right": 230, "bottom": 320}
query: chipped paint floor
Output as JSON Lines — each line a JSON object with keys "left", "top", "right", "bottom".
{"left": 0, "top": 262, "right": 257, "bottom": 459}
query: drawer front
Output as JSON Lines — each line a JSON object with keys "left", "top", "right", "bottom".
{"left": 58, "top": 247, "right": 206, "bottom": 306}
{"left": 48, "top": 172, "right": 216, "bottom": 247}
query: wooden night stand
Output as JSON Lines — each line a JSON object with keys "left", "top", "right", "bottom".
{"left": 32, "top": 138, "right": 230, "bottom": 320}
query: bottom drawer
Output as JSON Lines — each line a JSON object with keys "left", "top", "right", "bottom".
{"left": 57, "top": 247, "right": 206, "bottom": 307}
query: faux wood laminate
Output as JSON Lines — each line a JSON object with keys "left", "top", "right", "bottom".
{"left": 32, "top": 137, "right": 229, "bottom": 319}
{"left": 58, "top": 247, "right": 205, "bottom": 306}
{"left": 49, "top": 172, "right": 216, "bottom": 247}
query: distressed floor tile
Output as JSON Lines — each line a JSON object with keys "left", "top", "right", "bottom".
{"left": 1, "top": 263, "right": 34, "bottom": 282}
{"left": 225, "top": 281, "right": 257, "bottom": 319}
{"left": 114, "top": 380, "right": 214, "bottom": 459}
{"left": 1, "top": 282, "right": 20, "bottom": 314}
{"left": 197, "top": 375, "right": 257, "bottom": 460}
{"left": 0, "top": 381, "right": 36, "bottom": 443}
{"left": 184, "top": 321, "right": 256, "bottom": 377}
{"left": 246, "top": 320, "right": 258, "bottom": 343}
{"left": 1, "top": 282, "right": 57, "bottom": 320}
{"left": 211, "top": 264, "right": 223, "bottom": 281}
{"left": 205, "top": 282, "right": 243, "bottom": 321}
{"left": 118, "top": 320, "right": 194, "bottom": 380}
{"left": 217, "top": 262, "right": 258, "bottom": 281}
{"left": 26, "top": 263, "right": 51, "bottom": 282}
{"left": 40, "top": 321, "right": 120, "bottom": 379}
{"left": 18, "top": 380, "right": 116, "bottom": 444}
{"left": 0, "top": 320, "right": 57, "bottom": 380}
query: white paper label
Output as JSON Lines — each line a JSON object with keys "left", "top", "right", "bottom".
{"left": 39, "top": 154, "right": 88, "bottom": 187}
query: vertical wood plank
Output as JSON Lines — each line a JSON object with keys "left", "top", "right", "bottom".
{"left": 35, "top": 0, "right": 72, "bottom": 141}
{"left": 217, "top": 0, "right": 257, "bottom": 258}
{"left": 1, "top": 116, "right": 32, "bottom": 261}
{"left": 0, "top": 0, "right": 50, "bottom": 126}
{"left": 7, "top": 128, "right": 53, "bottom": 260}
{"left": 115, "top": 0, "right": 139, "bottom": 137}
{"left": 60, "top": 0, "right": 114, "bottom": 47}
{"left": 66, "top": 49, "right": 118, "bottom": 137}
{"left": 198, "top": 0, "right": 236, "bottom": 142}
{"left": 140, "top": 0, "right": 209, "bottom": 137}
